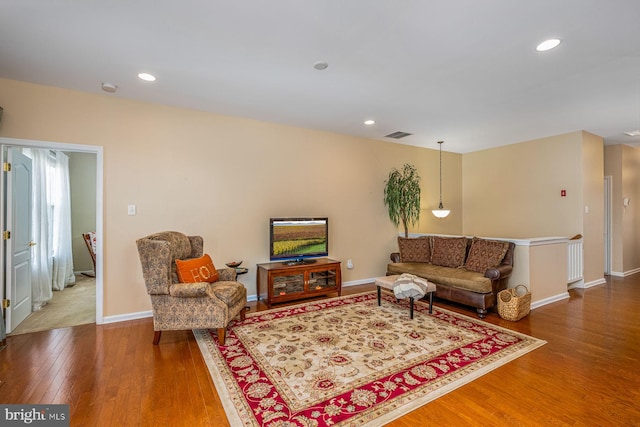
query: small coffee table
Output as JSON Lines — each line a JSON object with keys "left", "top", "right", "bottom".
{"left": 375, "top": 274, "right": 435, "bottom": 319}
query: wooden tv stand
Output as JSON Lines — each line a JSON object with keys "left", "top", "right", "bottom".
{"left": 257, "top": 258, "right": 342, "bottom": 308}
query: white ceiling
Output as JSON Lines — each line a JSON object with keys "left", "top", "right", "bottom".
{"left": 1, "top": 0, "right": 639, "bottom": 153}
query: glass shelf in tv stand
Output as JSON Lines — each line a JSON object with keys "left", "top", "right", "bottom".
{"left": 271, "top": 270, "right": 338, "bottom": 298}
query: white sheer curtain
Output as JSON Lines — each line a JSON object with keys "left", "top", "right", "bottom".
{"left": 29, "top": 149, "right": 53, "bottom": 309}
{"left": 51, "top": 151, "right": 75, "bottom": 291}
{"left": 27, "top": 149, "right": 75, "bottom": 308}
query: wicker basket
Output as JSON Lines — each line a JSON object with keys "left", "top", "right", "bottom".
{"left": 497, "top": 284, "right": 531, "bottom": 321}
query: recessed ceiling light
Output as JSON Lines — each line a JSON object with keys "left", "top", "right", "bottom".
{"left": 364, "top": 119, "right": 375, "bottom": 125}
{"left": 536, "top": 39, "right": 561, "bottom": 52}
{"left": 138, "top": 72, "right": 157, "bottom": 82}
{"left": 313, "top": 61, "right": 328, "bottom": 71}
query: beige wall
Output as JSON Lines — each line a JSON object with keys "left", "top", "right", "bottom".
{"left": 0, "top": 78, "right": 464, "bottom": 317}
{"left": 415, "top": 150, "right": 463, "bottom": 235}
{"left": 463, "top": 131, "right": 605, "bottom": 286}
{"left": 581, "top": 131, "right": 604, "bottom": 284}
{"left": 462, "top": 132, "right": 585, "bottom": 239}
{"left": 604, "top": 144, "right": 640, "bottom": 275}
{"left": 0, "top": 76, "right": 612, "bottom": 318}
{"left": 529, "top": 242, "right": 568, "bottom": 302}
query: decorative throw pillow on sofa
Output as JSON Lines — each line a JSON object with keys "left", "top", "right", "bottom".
{"left": 431, "top": 236, "right": 467, "bottom": 268}
{"left": 175, "top": 254, "right": 219, "bottom": 283}
{"left": 397, "top": 236, "right": 431, "bottom": 262}
{"left": 464, "top": 237, "right": 509, "bottom": 273}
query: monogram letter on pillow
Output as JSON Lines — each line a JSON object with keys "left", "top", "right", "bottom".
{"left": 175, "top": 254, "right": 219, "bottom": 283}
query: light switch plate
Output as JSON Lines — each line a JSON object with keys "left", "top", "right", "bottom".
{"left": 127, "top": 205, "right": 136, "bottom": 216}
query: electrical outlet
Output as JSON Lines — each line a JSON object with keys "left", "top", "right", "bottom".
{"left": 347, "top": 259, "right": 353, "bottom": 269}
{"left": 127, "top": 204, "right": 136, "bottom": 216}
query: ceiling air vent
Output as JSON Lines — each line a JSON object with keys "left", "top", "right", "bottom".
{"left": 385, "top": 131, "right": 412, "bottom": 139}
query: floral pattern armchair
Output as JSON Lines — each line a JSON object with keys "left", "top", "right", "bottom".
{"left": 136, "top": 231, "right": 246, "bottom": 345}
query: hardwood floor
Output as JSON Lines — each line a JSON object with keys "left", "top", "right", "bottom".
{"left": 1, "top": 275, "right": 639, "bottom": 426}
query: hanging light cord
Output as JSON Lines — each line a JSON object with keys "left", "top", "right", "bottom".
{"left": 438, "top": 140, "right": 444, "bottom": 208}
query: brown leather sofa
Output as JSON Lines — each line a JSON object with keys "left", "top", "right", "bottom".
{"left": 387, "top": 235, "right": 515, "bottom": 318}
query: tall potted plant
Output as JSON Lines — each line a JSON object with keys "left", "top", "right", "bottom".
{"left": 383, "top": 163, "right": 421, "bottom": 237}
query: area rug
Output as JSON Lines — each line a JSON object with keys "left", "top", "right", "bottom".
{"left": 194, "top": 291, "right": 545, "bottom": 426}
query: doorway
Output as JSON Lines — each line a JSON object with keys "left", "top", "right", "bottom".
{"left": 1, "top": 137, "right": 103, "bottom": 334}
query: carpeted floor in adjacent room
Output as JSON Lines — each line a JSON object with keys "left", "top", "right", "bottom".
{"left": 9, "top": 274, "right": 96, "bottom": 335}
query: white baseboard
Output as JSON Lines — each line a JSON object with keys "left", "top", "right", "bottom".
{"left": 568, "top": 277, "right": 605, "bottom": 290}
{"left": 610, "top": 267, "right": 640, "bottom": 277}
{"left": 625, "top": 268, "right": 640, "bottom": 277}
{"left": 343, "top": 277, "right": 377, "bottom": 287}
{"left": 567, "top": 279, "right": 584, "bottom": 289}
{"left": 531, "top": 278, "right": 607, "bottom": 309}
{"left": 530, "top": 292, "right": 570, "bottom": 310}
{"left": 583, "top": 278, "right": 607, "bottom": 288}
{"left": 103, "top": 310, "right": 152, "bottom": 324}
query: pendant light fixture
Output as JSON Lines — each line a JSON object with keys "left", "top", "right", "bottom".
{"left": 432, "top": 140, "right": 451, "bottom": 218}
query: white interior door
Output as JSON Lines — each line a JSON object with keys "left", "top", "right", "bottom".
{"left": 5, "top": 148, "right": 33, "bottom": 333}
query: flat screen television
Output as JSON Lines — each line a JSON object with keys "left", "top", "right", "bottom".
{"left": 269, "top": 217, "right": 329, "bottom": 264}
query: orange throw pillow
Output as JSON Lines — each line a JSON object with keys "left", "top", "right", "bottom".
{"left": 175, "top": 254, "right": 219, "bottom": 283}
